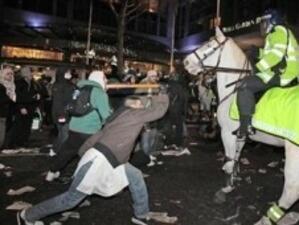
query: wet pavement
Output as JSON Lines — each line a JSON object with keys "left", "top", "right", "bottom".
{"left": 1, "top": 127, "right": 297, "bottom": 225}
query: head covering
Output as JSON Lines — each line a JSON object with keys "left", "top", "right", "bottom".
{"left": 20, "top": 67, "right": 31, "bottom": 79}
{"left": 88, "top": 70, "right": 107, "bottom": 90}
{"left": 260, "top": 9, "right": 284, "bottom": 34}
{"left": 147, "top": 70, "right": 157, "bottom": 78}
{"left": 0, "top": 67, "right": 16, "bottom": 102}
{"left": 110, "top": 55, "right": 117, "bottom": 66}
{"left": 55, "top": 67, "right": 69, "bottom": 82}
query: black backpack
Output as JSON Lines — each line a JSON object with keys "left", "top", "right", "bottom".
{"left": 66, "top": 85, "right": 102, "bottom": 119}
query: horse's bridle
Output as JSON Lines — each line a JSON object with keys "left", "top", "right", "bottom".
{"left": 192, "top": 37, "right": 229, "bottom": 75}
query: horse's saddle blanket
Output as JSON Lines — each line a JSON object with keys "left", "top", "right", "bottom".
{"left": 230, "top": 86, "right": 299, "bottom": 145}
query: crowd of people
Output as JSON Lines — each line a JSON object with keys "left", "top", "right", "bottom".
{"left": 0, "top": 57, "right": 218, "bottom": 225}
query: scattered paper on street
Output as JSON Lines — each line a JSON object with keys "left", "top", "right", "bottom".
{"left": 248, "top": 205, "right": 256, "bottom": 211}
{"left": 170, "top": 200, "right": 181, "bottom": 204}
{"left": 4, "top": 171, "right": 13, "bottom": 177}
{"left": 60, "top": 211, "right": 80, "bottom": 221}
{"left": 245, "top": 176, "right": 252, "bottom": 184}
{"left": 148, "top": 212, "right": 178, "bottom": 224}
{"left": 161, "top": 148, "right": 191, "bottom": 157}
{"left": 50, "top": 222, "right": 62, "bottom": 225}
{"left": 240, "top": 158, "right": 250, "bottom": 165}
{"left": 79, "top": 200, "right": 91, "bottom": 208}
{"left": 7, "top": 186, "right": 36, "bottom": 196}
{"left": 215, "top": 207, "right": 240, "bottom": 222}
{"left": 6, "top": 201, "right": 32, "bottom": 210}
{"left": 143, "top": 173, "right": 150, "bottom": 178}
{"left": 267, "top": 161, "right": 279, "bottom": 168}
{"left": 189, "top": 142, "right": 199, "bottom": 146}
{"left": 0, "top": 163, "right": 5, "bottom": 170}
{"left": 258, "top": 169, "right": 267, "bottom": 174}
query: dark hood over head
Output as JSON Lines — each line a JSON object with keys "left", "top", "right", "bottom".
{"left": 55, "top": 67, "right": 69, "bottom": 82}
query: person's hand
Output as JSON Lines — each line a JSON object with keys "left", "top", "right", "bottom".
{"left": 20, "top": 108, "right": 28, "bottom": 115}
{"left": 159, "top": 84, "right": 168, "bottom": 94}
{"left": 35, "top": 94, "right": 41, "bottom": 100}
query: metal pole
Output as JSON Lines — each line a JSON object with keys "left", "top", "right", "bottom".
{"left": 216, "top": 0, "right": 221, "bottom": 27}
{"left": 86, "top": 0, "right": 93, "bottom": 65}
{"left": 170, "top": 1, "right": 177, "bottom": 73}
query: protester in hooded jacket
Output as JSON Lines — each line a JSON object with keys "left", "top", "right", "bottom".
{"left": 45, "top": 70, "right": 111, "bottom": 181}
{"left": 0, "top": 66, "right": 16, "bottom": 149}
{"left": 51, "top": 67, "right": 76, "bottom": 153}
{"left": 4, "top": 67, "right": 40, "bottom": 148}
{"left": 18, "top": 93, "right": 169, "bottom": 225}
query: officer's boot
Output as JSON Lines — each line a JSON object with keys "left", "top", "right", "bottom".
{"left": 233, "top": 115, "right": 255, "bottom": 139}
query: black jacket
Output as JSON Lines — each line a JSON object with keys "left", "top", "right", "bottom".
{"left": 0, "top": 84, "right": 13, "bottom": 117}
{"left": 15, "top": 78, "right": 39, "bottom": 115}
{"left": 51, "top": 67, "right": 75, "bottom": 123}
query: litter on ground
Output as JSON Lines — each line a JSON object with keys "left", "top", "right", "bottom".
{"left": 7, "top": 186, "right": 36, "bottom": 196}
{"left": 6, "top": 201, "right": 32, "bottom": 210}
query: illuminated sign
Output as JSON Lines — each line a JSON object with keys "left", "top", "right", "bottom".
{"left": 1, "top": 46, "right": 63, "bottom": 61}
{"left": 223, "top": 17, "right": 262, "bottom": 33}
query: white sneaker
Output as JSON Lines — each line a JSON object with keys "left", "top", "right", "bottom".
{"left": 49, "top": 149, "right": 56, "bottom": 157}
{"left": 17, "top": 210, "right": 44, "bottom": 225}
{"left": 45, "top": 171, "right": 60, "bottom": 182}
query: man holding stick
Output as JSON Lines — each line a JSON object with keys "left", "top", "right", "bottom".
{"left": 18, "top": 89, "right": 174, "bottom": 225}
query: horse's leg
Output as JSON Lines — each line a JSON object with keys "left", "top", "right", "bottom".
{"left": 221, "top": 129, "right": 245, "bottom": 185}
{"left": 214, "top": 129, "right": 245, "bottom": 204}
{"left": 255, "top": 141, "right": 299, "bottom": 225}
{"left": 279, "top": 141, "right": 299, "bottom": 208}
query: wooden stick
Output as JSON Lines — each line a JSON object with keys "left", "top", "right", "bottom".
{"left": 0, "top": 153, "right": 49, "bottom": 157}
{"left": 107, "top": 84, "right": 160, "bottom": 89}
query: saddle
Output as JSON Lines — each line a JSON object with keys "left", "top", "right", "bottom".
{"left": 230, "top": 85, "right": 299, "bottom": 145}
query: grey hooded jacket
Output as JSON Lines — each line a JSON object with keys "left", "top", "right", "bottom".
{"left": 78, "top": 94, "right": 169, "bottom": 166}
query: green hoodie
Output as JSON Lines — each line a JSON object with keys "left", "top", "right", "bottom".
{"left": 69, "top": 80, "right": 111, "bottom": 134}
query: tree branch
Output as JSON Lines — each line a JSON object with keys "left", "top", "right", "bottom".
{"left": 127, "top": 8, "right": 147, "bottom": 22}
{"left": 126, "top": 2, "right": 143, "bottom": 17}
{"left": 108, "top": 1, "right": 119, "bottom": 18}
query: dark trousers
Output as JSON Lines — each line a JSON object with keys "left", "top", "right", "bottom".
{"left": 237, "top": 75, "right": 280, "bottom": 117}
{"left": 50, "top": 131, "right": 91, "bottom": 172}
{"left": 52, "top": 123, "right": 69, "bottom": 153}
{"left": 4, "top": 113, "right": 33, "bottom": 148}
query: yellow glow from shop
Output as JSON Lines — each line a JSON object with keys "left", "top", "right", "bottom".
{"left": 1, "top": 46, "right": 63, "bottom": 61}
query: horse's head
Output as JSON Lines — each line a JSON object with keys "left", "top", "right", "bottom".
{"left": 183, "top": 28, "right": 229, "bottom": 75}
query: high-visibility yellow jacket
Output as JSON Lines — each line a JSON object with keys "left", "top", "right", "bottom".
{"left": 256, "top": 25, "right": 299, "bottom": 86}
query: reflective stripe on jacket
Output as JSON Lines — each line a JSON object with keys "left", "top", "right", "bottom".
{"left": 256, "top": 25, "right": 299, "bottom": 85}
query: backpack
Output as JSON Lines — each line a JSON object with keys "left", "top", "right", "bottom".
{"left": 66, "top": 85, "right": 102, "bottom": 119}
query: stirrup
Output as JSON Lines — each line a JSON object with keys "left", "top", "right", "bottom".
{"left": 232, "top": 125, "right": 255, "bottom": 139}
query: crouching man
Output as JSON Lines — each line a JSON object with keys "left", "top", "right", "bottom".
{"left": 17, "top": 91, "right": 169, "bottom": 225}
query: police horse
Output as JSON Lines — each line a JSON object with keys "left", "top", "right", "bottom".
{"left": 184, "top": 28, "right": 299, "bottom": 224}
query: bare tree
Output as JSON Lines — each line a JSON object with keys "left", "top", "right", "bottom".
{"left": 102, "top": 0, "right": 151, "bottom": 75}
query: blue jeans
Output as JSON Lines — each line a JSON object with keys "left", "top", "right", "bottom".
{"left": 25, "top": 162, "right": 149, "bottom": 222}
{"left": 125, "top": 163, "right": 149, "bottom": 218}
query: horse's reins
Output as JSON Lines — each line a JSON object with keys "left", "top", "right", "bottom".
{"left": 192, "top": 37, "right": 251, "bottom": 106}
{"left": 218, "top": 59, "right": 250, "bottom": 106}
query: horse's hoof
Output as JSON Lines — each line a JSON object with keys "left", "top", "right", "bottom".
{"left": 222, "top": 185, "right": 235, "bottom": 193}
{"left": 214, "top": 189, "right": 226, "bottom": 204}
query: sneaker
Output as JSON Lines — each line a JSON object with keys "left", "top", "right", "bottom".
{"left": 45, "top": 171, "right": 60, "bottom": 182}
{"left": 131, "top": 216, "right": 152, "bottom": 225}
{"left": 48, "top": 149, "right": 56, "bottom": 157}
{"left": 17, "top": 210, "right": 44, "bottom": 225}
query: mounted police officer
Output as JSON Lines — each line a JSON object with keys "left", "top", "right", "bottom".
{"left": 235, "top": 9, "right": 299, "bottom": 138}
